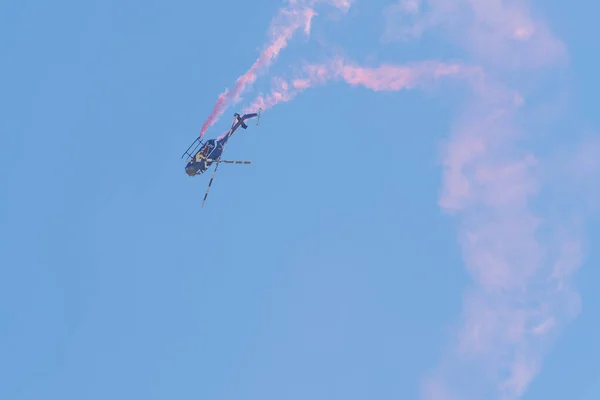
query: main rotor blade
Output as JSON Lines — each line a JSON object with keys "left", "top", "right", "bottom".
{"left": 201, "top": 162, "right": 221, "bottom": 208}
{"left": 206, "top": 159, "right": 251, "bottom": 164}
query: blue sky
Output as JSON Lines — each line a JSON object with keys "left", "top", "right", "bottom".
{"left": 1, "top": 1, "right": 599, "bottom": 399}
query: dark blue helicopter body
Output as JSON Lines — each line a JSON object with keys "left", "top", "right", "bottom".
{"left": 184, "top": 138, "right": 223, "bottom": 176}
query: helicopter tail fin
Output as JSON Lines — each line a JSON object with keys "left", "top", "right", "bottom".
{"left": 233, "top": 112, "right": 259, "bottom": 130}
{"left": 235, "top": 113, "right": 248, "bottom": 129}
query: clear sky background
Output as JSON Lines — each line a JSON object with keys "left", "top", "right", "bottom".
{"left": 1, "top": 1, "right": 599, "bottom": 399}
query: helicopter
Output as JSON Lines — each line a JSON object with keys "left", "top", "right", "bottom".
{"left": 181, "top": 110, "right": 261, "bottom": 207}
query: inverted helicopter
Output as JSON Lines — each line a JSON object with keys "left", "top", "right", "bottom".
{"left": 181, "top": 110, "right": 260, "bottom": 207}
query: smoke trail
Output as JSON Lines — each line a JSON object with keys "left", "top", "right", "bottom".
{"left": 199, "top": 0, "right": 354, "bottom": 138}
{"left": 243, "top": 57, "right": 486, "bottom": 113}
{"left": 240, "top": 1, "right": 590, "bottom": 398}
{"left": 380, "top": 1, "right": 581, "bottom": 399}
{"left": 198, "top": 6, "right": 316, "bottom": 138}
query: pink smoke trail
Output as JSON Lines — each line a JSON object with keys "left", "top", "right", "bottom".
{"left": 241, "top": 2, "right": 587, "bottom": 397}
{"left": 243, "top": 57, "right": 484, "bottom": 113}
{"left": 199, "top": 7, "right": 316, "bottom": 138}
{"left": 199, "top": 0, "right": 354, "bottom": 138}
{"left": 379, "top": 1, "right": 580, "bottom": 399}
{"left": 202, "top": 0, "right": 588, "bottom": 396}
